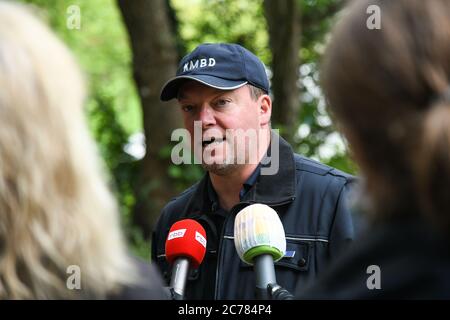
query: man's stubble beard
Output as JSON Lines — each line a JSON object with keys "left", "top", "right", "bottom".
{"left": 202, "top": 162, "right": 242, "bottom": 176}
{"left": 201, "top": 147, "right": 242, "bottom": 176}
{"left": 201, "top": 140, "right": 246, "bottom": 176}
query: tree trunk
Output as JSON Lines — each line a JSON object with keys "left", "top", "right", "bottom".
{"left": 117, "top": 0, "right": 181, "bottom": 239}
{"left": 263, "top": 0, "right": 301, "bottom": 143}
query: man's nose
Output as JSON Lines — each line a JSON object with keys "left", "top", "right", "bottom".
{"left": 198, "top": 104, "right": 216, "bottom": 128}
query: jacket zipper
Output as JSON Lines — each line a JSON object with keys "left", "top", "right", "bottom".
{"left": 214, "top": 212, "right": 230, "bottom": 300}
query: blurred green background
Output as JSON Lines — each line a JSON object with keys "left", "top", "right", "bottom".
{"left": 19, "top": 0, "right": 357, "bottom": 260}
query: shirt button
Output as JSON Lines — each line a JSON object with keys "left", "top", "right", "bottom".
{"left": 298, "top": 258, "right": 307, "bottom": 267}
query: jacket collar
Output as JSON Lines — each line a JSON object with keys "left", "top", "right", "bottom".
{"left": 182, "top": 131, "right": 296, "bottom": 217}
{"left": 247, "top": 131, "right": 296, "bottom": 205}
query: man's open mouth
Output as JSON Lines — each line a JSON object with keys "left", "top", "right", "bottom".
{"left": 202, "top": 136, "right": 226, "bottom": 147}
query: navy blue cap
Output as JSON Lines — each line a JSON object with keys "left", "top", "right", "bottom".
{"left": 160, "top": 43, "right": 269, "bottom": 101}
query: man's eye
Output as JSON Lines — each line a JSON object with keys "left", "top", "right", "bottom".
{"left": 181, "top": 105, "right": 194, "bottom": 112}
{"left": 215, "top": 99, "right": 229, "bottom": 107}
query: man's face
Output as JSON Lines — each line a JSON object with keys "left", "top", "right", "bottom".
{"left": 177, "top": 81, "right": 270, "bottom": 175}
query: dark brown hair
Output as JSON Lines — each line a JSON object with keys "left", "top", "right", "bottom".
{"left": 322, "top": 0, "right": 450, "bottom": 229}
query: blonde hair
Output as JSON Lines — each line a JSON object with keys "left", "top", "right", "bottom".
{"left": 0, "top": 1, "right": 138, "bottom": 298}
{"left": 322, "top": 0, "right": 450, "bottom": 230}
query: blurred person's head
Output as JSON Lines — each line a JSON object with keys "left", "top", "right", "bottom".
{"left": 322, "top": 0, "right": 450, "bottom": 230}
{"left": 0, "top": 1, "right": 138, "bottom": 298}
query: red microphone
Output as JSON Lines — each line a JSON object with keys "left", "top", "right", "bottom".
{"left": 165, "top": 219, "right": 207, "bottom": 299}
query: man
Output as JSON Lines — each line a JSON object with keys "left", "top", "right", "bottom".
{"left": 152, "top": 43, "right": 357, "bottom": 299}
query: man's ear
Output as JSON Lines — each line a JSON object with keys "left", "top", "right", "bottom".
{"left": 259, "top": 95, "right": 272, "bottom": 127}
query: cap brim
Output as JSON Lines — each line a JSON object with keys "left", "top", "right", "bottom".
{"left": 160, "top": 75, "right": 248, "bottom": 101}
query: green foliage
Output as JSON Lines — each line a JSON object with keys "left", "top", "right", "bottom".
{"left": 171, "top": 0, "right": 270, "bottom": 64}
{"left": 294, "top": 0, "right": 357, "bottom": 174}
{"left": 21, "top": 0, "right": 141, "bottom": 134}
{"left": 20, "top": 0, "right": 147, "bottom": 256}
{"left": 294, "top": 59, "right": 358, "bottom": 174}
{"left": 169, "top": 163, "right": 205, "bottom": 191}
{"left": 160, "top": 142, "right": 205, "bottom": 192}
{"left": 301, "top": 0, "right": 343, "bottom": 61}
{"left": 86, "top": 90, "right": 138, "bottom": 222}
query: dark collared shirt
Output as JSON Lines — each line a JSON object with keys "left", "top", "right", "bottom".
{"left": 206, "top": 164, "right": 261, "bottom": 217}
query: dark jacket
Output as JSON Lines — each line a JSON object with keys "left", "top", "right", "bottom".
{"left": 296, "top": 217, "right": 450, "bottom": 299}
{"left": 152, "top": 134, "right": 358, "bottom": 299}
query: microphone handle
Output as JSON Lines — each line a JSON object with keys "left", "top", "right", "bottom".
{"left": 169, "top": 257, "right": 190, "bottom": 299}
{"left": 268, "top": 283, "right": 294, "bottom": 300}
{"left": 254, "top": 254, "right": 277, "bottom": 300}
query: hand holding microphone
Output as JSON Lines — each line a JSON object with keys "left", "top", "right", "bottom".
{"left": 165, "top": 219, "right": 207, "bottom": 300}
{"left": 234, "top": 204, "right": 293, "bottom": 299}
